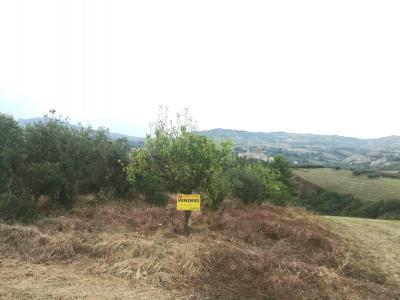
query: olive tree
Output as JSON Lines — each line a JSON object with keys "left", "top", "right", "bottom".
{"left": 0, "top": 113, "right": 35, "bottom": 222}
{"left": 127, "top": 107, "right": 233, "bottom": 208}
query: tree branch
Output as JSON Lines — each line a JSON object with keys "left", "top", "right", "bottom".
{"left": 7, "top": 175, "right": 14, "bottom": 200}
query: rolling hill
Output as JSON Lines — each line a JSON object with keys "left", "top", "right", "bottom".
{"left": 201, "top": 128, "right": 400, "bottom": 169}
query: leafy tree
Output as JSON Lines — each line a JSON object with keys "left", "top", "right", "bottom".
{"left": 0, "top": 113, "right": 26, "bottom": 193}
{"left": 26, "top": 162, "right": 64, "bottom": 199}
{"left": 23, "top": 111, "right": 131, "bottom": 206}
{"left": 127, "top": 107, "right": 233, "bottom": 207}
{"left": 0, "top": 113, "right": 35, "bottom": 222}
{"left": 270, "top": 155, "right": 293, "bottom": 187}
{"left": 231, "top": 160, "right": 290, "bottom": 204}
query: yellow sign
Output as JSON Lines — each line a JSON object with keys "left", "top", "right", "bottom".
{"left": 176, "top": 194, "right": 201, "bottom": 211}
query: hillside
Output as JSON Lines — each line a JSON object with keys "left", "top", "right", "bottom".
{"left": 294, "top": 168, "right": 400, "bottom": 202}
{"left": 1, "top": 198, "right": 399, "bottom": 299}
{"left": 322, "top": 216, "right": 400, "bottom": 285}
{"left": 201, "top": 129, "right": 400, "bottom": 169}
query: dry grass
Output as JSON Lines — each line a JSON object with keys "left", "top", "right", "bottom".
{"left": 0, "top": 198, "right": 399, "bottom": 299}
{"left": 322, "top": 216, "right": 400, "bottom": 285}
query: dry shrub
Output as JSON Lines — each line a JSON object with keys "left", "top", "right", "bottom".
{"left": 184, "top": 206, "right": 399, "bottom": 299}
{"left": 122, "top": 207, "right": 182, "bottom": 233}
{"left": 175, "top": 207, "right": 350, "bottom": 299}
{"left": 44, "top": 201, "right": 183, "bottom": 234}
{"left": 204, "top": 206, "right": 340, "bottom": 250}
{"left": 36, "top": 195, "right": 51, "bottom": 210}
{"left": 0, "top": 224, "right": 93, "bottom": 262}
{"left": 1, "top": 202, "right": 398, "bottom": 299}
{"left": 0, "top": 224, "right": 49, "bottom": 257}
{"left": 191, "top": 241, "right": 348, "bottom": 299}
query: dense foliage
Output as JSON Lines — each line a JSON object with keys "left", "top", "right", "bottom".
{"left": 3, "top": 108, "right": 399, "bottom": 225}
{"left": 1, "top": 109, "right": 294, "bottom": 221}
{"left": 0, "top": 112, "right": 130, "bottom": 221}
{"left": 352, "top": 169, "right": 400, "bottom": 179}
{"left": 229, "top": 157, "right": 293, "bottom": 206}
{"left": 298, "top": 188, "right": 400, "bottom": 220}
{"left": 127, "top": 108, "right": 294, "bottom": 208}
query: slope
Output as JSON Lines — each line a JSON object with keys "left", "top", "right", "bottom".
{"left": 0, "top": 198, "right": 399, "bottom": 299}
{"left": 294, "top": 168, "right": 400, "bottom": 202}
{"left": 322, "top": 216, "right": 400, "bottom": 285}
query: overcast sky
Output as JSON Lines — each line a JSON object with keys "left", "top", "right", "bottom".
{"left": 0, "top": 1, "right": 399, "bottom": 138}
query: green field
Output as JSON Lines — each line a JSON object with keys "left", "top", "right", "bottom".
{"left": 322, "top": 216, "right": 400, "bottom": 285}
{"left": 294, "top": 168, "right": 400, "bottom": 202}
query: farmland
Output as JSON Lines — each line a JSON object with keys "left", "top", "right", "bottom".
{"left": 294, "top": 168, "right": 400, "bottom": 202}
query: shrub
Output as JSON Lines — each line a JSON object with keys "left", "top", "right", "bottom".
{"left": 231, "top": 167, "right": 266, "bottom": 203}
{"left": 0, "top": 111, "right": 132, "bottom": 221}
{"left": 204, "top": 171, "right": 231, "bottom": 209}
{"left": 298, "top": 188, "right": 400, "bottom": 220}
{"left": 231, "top": 161, "right": 291, "bottom": 205}
{"left": 143, "top": 189, "right": 169, "bottom": 206}
{"left": 0, "top": 183, "right": 36, "bottom": 223}
{"left": 127, "top": 107, "right": 233, "bottom": 208}
{"left": 26, "top": 162, "right": 64, "bottom": 199}
{"left": 23, "top": 112, "right": 131, "bottom": 204}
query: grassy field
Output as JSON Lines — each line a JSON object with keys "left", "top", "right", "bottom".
{"left": 294, "top": 168, "right": 400, "bottom": 202}
{"left": 322, "top": 216, "right": 400, "bottom": 285}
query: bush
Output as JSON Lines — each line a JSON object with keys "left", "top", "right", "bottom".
{"left": 24, "top": 116, "right": 131, "bottom": 204}
{"left": 298, "top": 188, "right": 400, "bottom": 220}
{"left": 143, "top": 189, "right": 169, "bottom": 206}
{"left": 352, "top": 169, "right": 400, "bottom": 180}
{"left": 231, "top": 161, "right": 292, "bottom": 205}
{"left": 231, "top": 167, "right": 266, "bottom": 203}
{"left": 0, "top": 112, "right": 132, "bottom": 221}
{"left": 0, "top": 185, "right": 36, "bottom": 223}
{"left": 360, "top": 199, "right": 400, "bottom": 220}
{"left": 127, "top": 107, "right": 234, "bottom": 208}
{"left": 204, "top": 171, "right": 231, "bottom": 209}
{"left": 27, "top": 162, "right": 64, "bottom": 199}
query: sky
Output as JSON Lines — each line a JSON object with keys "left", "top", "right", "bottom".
{"left": 0, "top": 0, "right": 399, "bottom": 138}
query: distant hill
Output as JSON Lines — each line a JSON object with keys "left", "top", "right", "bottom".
{"left": 17, "top": 118, "right": 144, "bottom": 147}
{"left": 200, "top": 128, "right": 400, "bottom": 169}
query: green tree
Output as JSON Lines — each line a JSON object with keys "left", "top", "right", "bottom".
{"left": 270, "top": 155, "right": 293, "bottom": 187}
{"left": 24, "top": 111, "right": 131, "bottom": 205}
{"left": 127, "top": 107, "right": 233, "bottom": 207}
{"left": 0, "top": 113, "right": 35, "bottom": 222}
{"left": 0, "top": 114, "right": 26, "bottom": 192}
{"left": 231, "top": 159, "right": 291, "bottom": 205}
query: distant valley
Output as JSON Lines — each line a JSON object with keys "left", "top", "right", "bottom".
{"left": 201, "top": 128, "right": 400, "bottom": 169}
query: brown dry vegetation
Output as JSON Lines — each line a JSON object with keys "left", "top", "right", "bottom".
{"left": 0, "top": 197, "right": 399, "bottom": 299}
